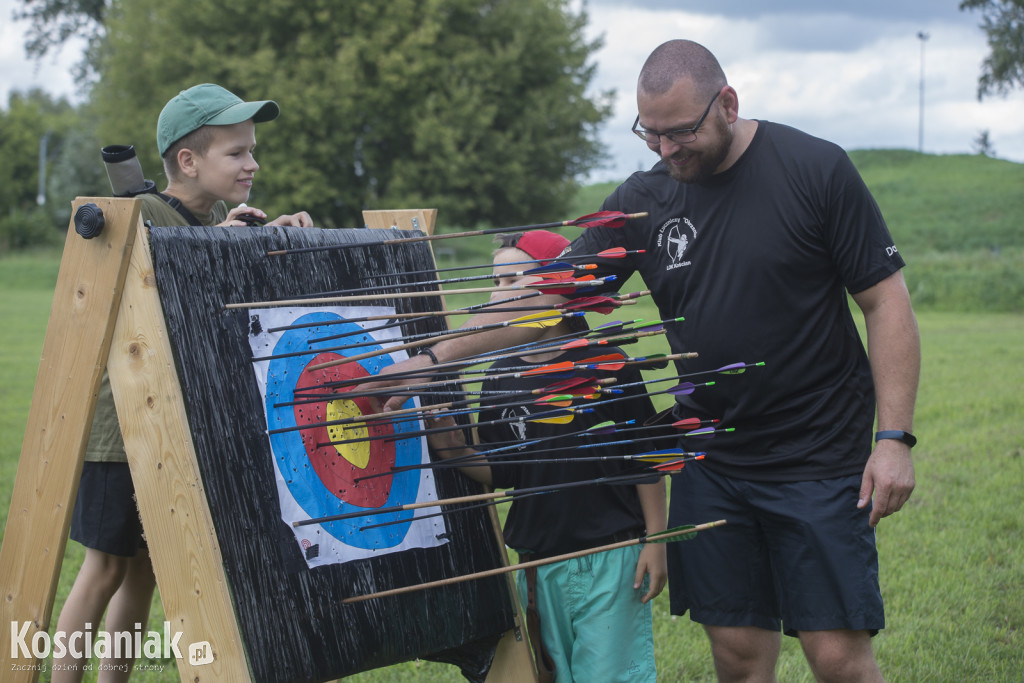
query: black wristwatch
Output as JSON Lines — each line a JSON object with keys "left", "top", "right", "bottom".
{"left": 874, "top": 430, "right": 917, "bottom": 448}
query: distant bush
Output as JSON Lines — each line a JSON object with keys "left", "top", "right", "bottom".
{"left": 905, "top": 248, "right": 1024, "bottom": 313}
{"left": 0, "top": 206, "right": 64, "bottom": 251}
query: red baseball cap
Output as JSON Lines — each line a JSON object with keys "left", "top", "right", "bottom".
{"left": 514, "top": 230, "right": 570, "bottom": 265}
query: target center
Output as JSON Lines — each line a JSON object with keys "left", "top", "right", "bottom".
{"left": 326, "top": 399, "right": 371, "bottom": 468}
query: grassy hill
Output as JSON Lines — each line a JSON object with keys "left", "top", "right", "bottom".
{"left": 560, "top": 151, "right": 1024, "bottom": 313}
{"left": 849, "top": 150, "right": 1024, "bottom": 252}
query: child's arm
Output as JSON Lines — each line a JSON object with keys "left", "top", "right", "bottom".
{"left": 634, "top": 479, "right": 668, "bottom": 604}
{"left": 425, "top": 414, "right": 493, "bottom": 487}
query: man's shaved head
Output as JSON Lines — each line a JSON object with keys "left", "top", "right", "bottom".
{"left": 639, "top": 39, "right": 727, "bottom": 98}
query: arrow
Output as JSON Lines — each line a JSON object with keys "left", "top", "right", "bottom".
{"left": 308, "top": 405, "right": 594, "bottom": 446}
{"left": 299, "top": 261, "right": 581, "bottom": 300}
{"left": 303, "top": 310, "right": 575, "bottom": 371}
{"left": 319, "top": 374, "right": 713, "bottom": 456}
{"left": 224, "top": 276, "right": 615, "bottom": 310}
{"left": 266, "top": 291, "right": 545, "bottom": 334}
{"left": 297, "top": 466, "right": 658, "bottom": 527}
{"left": 420, "top": 449, "right": 706, "bottom": 470}
{"left": 264, "top": 289, "right": 648, "bottom": 337}
{"left": 252, "top": 310, "right": 580, "bottom": 362}
{"left": 285, "top": 380, "right": 606, "bottom": 432}
{"left": 431, "top": 417, "right": 719, "bottom": 462}
{"left": 339, "top": 519, "right": 726, "bottom": 604}
{"left": 357, "top": 455, "right": 705, "bottom": 532}
{"left": 281, "top": 375, "right": 602, "bottom": 409}
{"left": 361, "top": 247, "right": 646, "bottom": 280}
{"left": 303, "top": 294, "right": 642, "bottom": 345}
{"left": 266, "top": 211, "right": 648, "bottom": 256}
{"left": 296, "top": 316, "right": 675, "bottom": 392}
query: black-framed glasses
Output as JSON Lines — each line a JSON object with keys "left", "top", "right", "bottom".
{"left": 632, "top": 91, "right": 720, "bottom": 145}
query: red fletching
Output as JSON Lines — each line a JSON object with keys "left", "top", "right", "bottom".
{"left": 560, "top": 296, "right": 619, "bottom": 314}
{"left": 574, "top": 211, "right": 634, "bottom": 229}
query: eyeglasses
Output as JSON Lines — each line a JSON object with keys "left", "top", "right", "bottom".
{"left": 632, "top": 91, "right": 720, "bottom": 145}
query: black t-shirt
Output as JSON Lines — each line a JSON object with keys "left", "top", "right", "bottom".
{"left": 568, "top": 121, "right": 905, "bottom": 482}
{"left": 476, "top": 346, "right": 656, "bottom": 556}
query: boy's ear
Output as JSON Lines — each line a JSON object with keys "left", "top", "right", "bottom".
{"left": 176, "top": 148, "right": 200, "bottom": 178}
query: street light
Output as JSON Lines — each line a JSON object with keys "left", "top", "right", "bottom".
{"left": 917, "top": 31, "right": 930, "bottom": 154}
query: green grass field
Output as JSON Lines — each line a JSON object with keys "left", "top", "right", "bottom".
{"left": 2, "top": 242, "right": 1022, "bottom": 681}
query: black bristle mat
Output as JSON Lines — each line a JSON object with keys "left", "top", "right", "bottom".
{"left": 147, "top": 225, "right": 514, "bottom": 682}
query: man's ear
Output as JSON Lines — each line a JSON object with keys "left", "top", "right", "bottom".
{"left": 176, "top": 147, "right": 200, "bottom": 178}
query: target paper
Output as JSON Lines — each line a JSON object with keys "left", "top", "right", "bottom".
{"left": 248, "top": 306, "right": 446, "bottom": 567}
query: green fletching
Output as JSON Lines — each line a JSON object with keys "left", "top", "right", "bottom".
{"left": 644, "top": 524, "right": 698, "bottom": 543}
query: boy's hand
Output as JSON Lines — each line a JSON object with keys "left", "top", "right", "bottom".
{"left": 220, "top": 205, "right": 315, "bottom": 228}
{"left": 425, "top": 414, "right": 468, "bottom": 457}
{"left": 268, "top": 211, "right": 315, "bottom": 227}
{"left": 222, "top": 204, "right": 268, "bottom": 226}
{"left": 635, "top": 544, "right": 667, "bottom": 604}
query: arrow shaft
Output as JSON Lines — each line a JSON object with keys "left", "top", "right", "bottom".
{"left": 266, "top": 212, "right": 649, "bottom": 257}
{"left": 226, "top": 278, "right": 608, "bottom": 310}
{"left": 340, "top": 519, "right": 726, "bottom": 604}
{"left": 297, "top": 469, "right": 660, "bottom": 526}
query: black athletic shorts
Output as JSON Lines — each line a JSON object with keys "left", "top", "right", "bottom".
{"left": 666, "top": 464, "right": 884, "bottom": 636}
{"left": 70, "top": 461, "right": 146, "bottom": 557}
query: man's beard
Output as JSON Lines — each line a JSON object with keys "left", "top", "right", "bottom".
{"left": 664, "top": 114, "right": 732, "bottom": 184}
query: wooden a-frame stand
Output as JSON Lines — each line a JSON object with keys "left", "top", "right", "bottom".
{"left": 0, "top": 198, "right": 537, "bottom": 682}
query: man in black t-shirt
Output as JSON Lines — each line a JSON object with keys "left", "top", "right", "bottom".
{"left": 561, "top": 40, "right": 920, "bottom": 683}
{"left": 373, "top": 39, "right": 919, "bottom": 683}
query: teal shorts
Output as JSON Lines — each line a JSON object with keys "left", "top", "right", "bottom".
{"left": 517, "top": 544, "right": 656, "bottom": 683}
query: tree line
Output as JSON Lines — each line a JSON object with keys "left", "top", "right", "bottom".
{"left": 3, "top": 0, "right": 1023, "bottom": 249}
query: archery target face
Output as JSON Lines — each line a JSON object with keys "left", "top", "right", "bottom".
{"left": 248, "top": 307, "right": 446, "bottom": 567}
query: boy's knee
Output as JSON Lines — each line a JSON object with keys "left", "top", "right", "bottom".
{"left": 81, "top": 551, "right": 131, "bottom": 594}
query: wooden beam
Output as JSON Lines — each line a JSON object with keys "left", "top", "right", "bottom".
{"left": 0, "top": 198, "right": 139, "bottom": 681}
{"left": 108, "top": 219, "right": 249, "bottom": 680}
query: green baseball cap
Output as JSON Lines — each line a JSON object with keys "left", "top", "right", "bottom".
{"left": 157, "top": 83, "right": 280, "bottom": 156}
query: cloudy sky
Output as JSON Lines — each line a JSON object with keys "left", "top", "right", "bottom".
{"left": 3, "top": 0, "right": 1021, "bottom": 182}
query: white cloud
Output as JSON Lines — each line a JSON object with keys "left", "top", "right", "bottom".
{"left": 580, "top": 3, "right": 1024, "bottom": 181}
{"left": 0, "top": 0, "right": 87, "bottom": 105}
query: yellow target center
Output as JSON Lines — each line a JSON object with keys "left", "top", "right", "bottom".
{"left": 326, "top": 399, "right": 371, "bottom": 469}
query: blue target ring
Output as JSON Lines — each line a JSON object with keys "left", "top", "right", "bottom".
{"left": 264, "top": 311, "right": 424, "bottom": 549}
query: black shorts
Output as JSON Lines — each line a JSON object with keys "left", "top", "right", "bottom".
{"left": 666, "top": 464, "right": 884, "bottom": 637}
{"left": 70, "top": 461, "right": 146, "bottom": 557}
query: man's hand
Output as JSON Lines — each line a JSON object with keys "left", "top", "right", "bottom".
{"left": 858, "top": 439, "right": 915, "bottom": 526}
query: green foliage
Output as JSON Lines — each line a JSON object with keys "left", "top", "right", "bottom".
{"left": 16, "top": 0, "right": 107, "bottom": 61}
{"left": 0, "top": 89, "right": 107, "bottom": 240}
{"left": 0, "top": 90, "right": 70, "bottom": 211}
{"left": 0, "top": 206, "right": 64, "bottom": 251}
{"left": 959, "top": 0, "right": 1024, "bottom": 98}
{"left": 87, "top": 0, "right": 612, "bottom": 230}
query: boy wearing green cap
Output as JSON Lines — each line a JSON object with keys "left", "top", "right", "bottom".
{"left": 53, "top": 84, "right": 311, "bottom": 682}
{"left": 142, "top": 82, "right": 313, "bottom": 228}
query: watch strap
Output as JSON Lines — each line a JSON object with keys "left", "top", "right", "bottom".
{"left": 874, "top": 430, "right": 917, "bottom": 448}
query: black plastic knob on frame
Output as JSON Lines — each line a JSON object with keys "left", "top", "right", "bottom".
{"left": 74, "top": 203, "right": 105, "bottom": 239}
